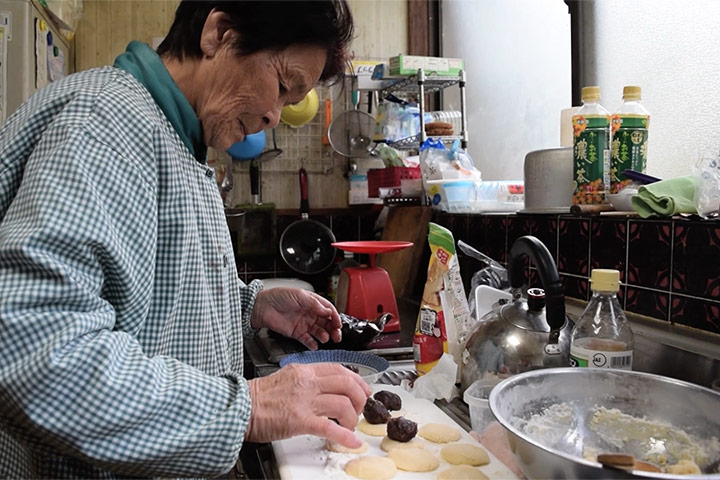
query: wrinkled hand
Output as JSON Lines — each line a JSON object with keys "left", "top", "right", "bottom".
{"left": 245, "top": 363, "right": 371, "bottom": 448}
{"left": 251, "top": 287, "right": 342, "bottom": 350}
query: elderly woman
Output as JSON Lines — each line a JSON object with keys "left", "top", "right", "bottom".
{"left": 0, "top": 1, "right": 369, "bottom": 477}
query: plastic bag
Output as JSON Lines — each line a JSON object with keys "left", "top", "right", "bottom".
{"left": 457, "top": 240, "right": 509, "bottom": 320}
{"left": 693, "top": 151, "right": 720, "bottom": 218}
{"left": 419, "top": 138, "right": 482, "bottom": 183}
{"left": 319, "top": 313, "right": 390, "bottom": 351}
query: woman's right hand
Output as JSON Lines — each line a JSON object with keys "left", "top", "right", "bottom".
{"left": 245, "top": 363, "right": 371, "bottom": 448}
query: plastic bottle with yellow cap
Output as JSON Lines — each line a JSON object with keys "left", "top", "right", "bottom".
{"left": 610, "top": 86, "right": 650, "bottom": 193}
{"left": 569, "top": 269, "right": 634, "bottom": 370}
{"left": 572, "top": 86, "right": 611, "bottom": 205}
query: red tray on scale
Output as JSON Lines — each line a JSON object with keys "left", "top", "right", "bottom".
{"left": 331, "top": 241, "right": 413, "bottom": 333}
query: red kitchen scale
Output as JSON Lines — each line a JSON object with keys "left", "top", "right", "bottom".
{"left": 332, "top": 241, "right": 413, "bottom": 333}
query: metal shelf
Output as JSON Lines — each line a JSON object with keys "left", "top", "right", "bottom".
{"left": 380, "top": 74, "right": 461, "bottom": 97}
{"left": 387, "top": 134, "right": 464, "bottom": 151}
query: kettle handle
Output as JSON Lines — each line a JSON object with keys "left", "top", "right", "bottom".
{"left": 509, "top": 236, "right": 565, "bottom": 333}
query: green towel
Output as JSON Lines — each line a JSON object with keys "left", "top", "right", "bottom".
{"left": 631, "top": 176, "right": 698, "bottom": 218}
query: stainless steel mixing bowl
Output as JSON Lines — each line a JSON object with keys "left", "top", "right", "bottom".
{"left": 489, "top": 368, "right": 720, "bottom": 479}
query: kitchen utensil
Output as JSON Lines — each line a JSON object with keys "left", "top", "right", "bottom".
{"left": 234, "top": 158, "right": 276, "bottom": 257}
{"left": 607, "top": 185, "right": 640, "bottom": 212}
{"left": 521, "top": 147, "right": 573, "bottom": 213}
{"left": 327, "top": 88, "right": 376, "bottom": 157}
{"left": 256, "top": 128, "right": 282, "bottom": 163}
{"left": 332, "top": 241, "right": 413, "bottom": 333}
{"left": 461, "top": 235, "right": 572, "bottom": 391}
{"left": 322, "top": 98, "right": 332, "bottom": 145}
{"left": 624, "top": 169, "right": 661, "bottom": 184}
{"left": 279, "top": 168, "right": 336, "bottom": 274}
{"left": 280, "top": 88, "right": 319, "bottom": 127}
{"left": 221, "top": 154, "right": 234, "bottom": 192}
{"left": 375, "top": 206, "right": 433, "bottom": 300}
{"left": 489, "top": 367, "right": 720, "bottom": 479}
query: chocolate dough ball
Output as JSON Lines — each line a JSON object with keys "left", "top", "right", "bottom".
{"left": 363, "top": 398, "right": 391, "bottom": 424}
{"left": 387, "top": 416, "right": 418, "bottom": 442}
{"left": 374, "top": 390, "right": 402, "bottom": 411}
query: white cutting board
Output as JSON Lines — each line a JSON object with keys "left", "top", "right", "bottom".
{"left": 272, "top": 384, "right": 519, "bottom": 480}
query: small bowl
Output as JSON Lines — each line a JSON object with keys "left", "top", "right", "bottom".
{"left": 608, "top": 187, "right": 638, "bottom": 212}
{"left": 463, "top": 378, "right": 501, "bottom": 434}
{"left": 280, "top": 88, "right": 319, "bottom": 127}
{"left": 279, "top": 349, "right": 389, "bottom": 384}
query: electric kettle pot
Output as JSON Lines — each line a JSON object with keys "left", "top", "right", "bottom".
{"left": 460, "top": 236, "right": 572, "bottom": 391}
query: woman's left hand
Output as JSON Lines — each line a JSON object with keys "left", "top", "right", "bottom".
{"left": 250, "top": 287, "right": 342, "bottom": 349}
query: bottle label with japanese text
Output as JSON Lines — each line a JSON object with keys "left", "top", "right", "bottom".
{"left": 572, "top": 114, "right": 610, "bottom": 205}
{"left": 570, "top": 345, "right": 633, "bottom": 370}
{"left": 610, "top": 114, "right": 649, "bottom": 193}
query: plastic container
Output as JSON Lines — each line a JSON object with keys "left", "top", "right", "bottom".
{"left": 572, "top": 86, "right": 611, "bottom": 205}
{"left": 610, "top": 86, "right": 650, "bottom": 193}
{"left": 426, "top": 179, "right": 479, "bottom": 212}
{"left": 328, "top": 251, "right": 360, "bottom": 304}
{"left": 570, "top": 269, "right": 634, "bottom": 370}
{"left": 463, "top": 379, "right": 501, "bottom": 434}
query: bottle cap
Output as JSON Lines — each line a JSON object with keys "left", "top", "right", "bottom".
{"left": 581, "top": 86, "right": 601, "bottom": 103}
{"left": 590, "top": 269, "right": 620, "bottom": 292}
{"left": 623, "top": 86, "right": 642, "bottom": 101}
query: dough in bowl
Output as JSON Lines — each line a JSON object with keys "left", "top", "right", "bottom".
{"left": 388, "top": 447, "right": 439, "bottom": 472}
{"left": 437, "top": 464, "right": 489, "bottom": 480}
{"left": 344, "top": 456, "right": 397, "bottom": 480}
{"left": 441, "top": 443, "right": 490, "bottom": 466}
{"left": 418, "top": 423, "right": 462, "bottom": 443}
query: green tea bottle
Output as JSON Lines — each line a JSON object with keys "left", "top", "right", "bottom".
{"left": 610, "top": 86, "right": 650, "bottom": 193}
{"left": 572, "top": 86, "right": 611, "bottom": 205}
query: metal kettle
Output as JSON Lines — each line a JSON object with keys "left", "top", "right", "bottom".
{"left": 460, "top": 236, "right": 572, "bottom": 391}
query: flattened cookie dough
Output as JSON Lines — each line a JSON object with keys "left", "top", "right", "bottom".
{"left": 325, "top": 438, "right": 369, "bottom": 454}
{"left": 440, "top": 443, "right": 490, "bottom": 466}
{"left": 380, "top": 436, "right": 425, "bottom": 452}
{"left": 418, "top": 423, "right": 462, "bottom": 443}
{"left": 437, "top": 464, "right": 489, "bottom": 480}
{"left": 388, "top": 447, "right": 439, "bottom": 472}
{"left": 357, "top": 418, "right": 387, "bottom": 436}
{"left": 345, "top": 456, "right": 397, "bottom": 480}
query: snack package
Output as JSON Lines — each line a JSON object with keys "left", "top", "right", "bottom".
{"left": 413, "top": 223, "right": 472, "bottom": 379}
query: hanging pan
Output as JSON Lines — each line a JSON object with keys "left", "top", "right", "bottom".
{"left": 279, "top": 167, "right": 337, "bottom": 274}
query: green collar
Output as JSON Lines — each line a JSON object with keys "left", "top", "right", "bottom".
{"left": 114, "top": 41, "right": 206, "bottom": 162}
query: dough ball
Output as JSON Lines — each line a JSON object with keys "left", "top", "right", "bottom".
{"left": 380, "top": 436, "right": 425, "bottom": 452}
{"left": 418, "top": 423, "right": 462, "bottom": 443}
{"left": 363, "top": 398, "right": 391, "bottom": 424}
{"left": 388, "top": 447, "right": 439, "bottom": 472}
{"left": 374, "top": 390, "right": 402, "bottom": 411}
{"left": 357, "top": 418, "right": 387, "bottom": 436}
{"left": 387, "top": 417, "right": 418, "bottom": 442}
{"left": 666, "top": 459, "right": 701, "bottom": 475}
{"left": 344, "top": 456, "right": 397, "bottom": 480}
{"left": 325, "top": 438, "right": 369, "bottom": 454}
{"left": 441, "top": 443, "right": 490, "bottom": 466}
{"left": 437, "top": 465, "right": 490, "bottom": 480}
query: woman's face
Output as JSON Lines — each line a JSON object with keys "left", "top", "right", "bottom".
{"left": 191, "top": 16, "right": 327, "bottom": 152}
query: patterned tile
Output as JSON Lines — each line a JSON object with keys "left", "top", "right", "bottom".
{"left": 330, "top": 214, "right": 359, "bottom": 242}
{"left": 626, "top": 220, "right": 671, "bottom": 291}
{"left": 359, "top": 212, "right": 380, "bottom": 240}
{"left": 673, "top": 222, "right": 720, "bottom": 300}
{"left": 590, "top": 218, "right": 627, "bottom": 282}
{"left": 245, "top": 256, "right": 275, "bottom": 273}
{"left": 625, "top": 287, "right": 668, "bottom": 321}
{"left": 561, "top": 274, "right": 589, "bottom": 301}
{"left": 528, "top": 215, "right": 560, "bottom": 261}
{"left": 475, "top": 214, "right": 509, "bottom": 265}
{"left": 558, "top": 217, "right": 590, "bottom": 276}
{"left": 671, "top": 295, "right": 720, "bottom": 334}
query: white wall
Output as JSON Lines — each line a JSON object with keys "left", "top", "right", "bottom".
{"left": 581, "top": 0, "right": 720, "bottom": 180}
{"left": 442, "top": 0, "right": 572, "bottom": 181}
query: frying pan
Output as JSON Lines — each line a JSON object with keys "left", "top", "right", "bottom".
{"left": 279, "top": 168, "right": 336, "bottom": 274}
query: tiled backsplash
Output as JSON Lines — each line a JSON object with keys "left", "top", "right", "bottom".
{"left": 230, "top": 208, "right": 720, "bottom": 337}
{"left": 433, "top": 212, "right": 720, "bottom": 336}
{"left": 230, "top": 209, "right": 381, "bottom": 293}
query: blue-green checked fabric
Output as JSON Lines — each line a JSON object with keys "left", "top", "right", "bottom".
{"left": 0, "top": 65, "right": 262, "bottom": 478}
